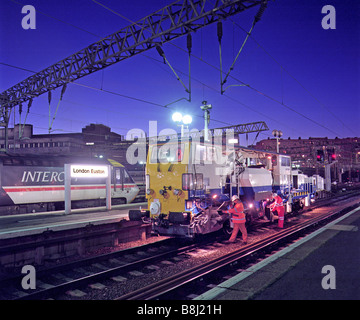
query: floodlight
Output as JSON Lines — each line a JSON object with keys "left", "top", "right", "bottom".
{"left": 172, "top": 112, "right": 183, "bottom": 123}
{"left": 182, "top": 115, "right": 192, "bottom": 125}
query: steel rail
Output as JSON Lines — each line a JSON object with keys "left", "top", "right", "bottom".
{"left": 14, "top": 238, "right": 203, "bottom": 300}
{"left": 117, "top": 202, "right": 360, "bottom": 300}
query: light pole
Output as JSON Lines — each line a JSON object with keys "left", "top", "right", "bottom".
{"left": 172, "top": 112, "right": 192, "bottom": 137}
{"left": 272, "top": 129, "right": 283, "bottom": 153}
{"left": 200, "top": 101, "right": 212, "bottom": 142}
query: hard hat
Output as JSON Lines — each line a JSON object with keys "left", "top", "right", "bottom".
{"left": 231, "top": 195, "right": 239, "bottom": 202}
{"left": 272, "top": 193, "right": 278, "bottom": 198}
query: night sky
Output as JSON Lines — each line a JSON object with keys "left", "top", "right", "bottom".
{"left": 0, "top": 0, "right": 359, "bottom": 143}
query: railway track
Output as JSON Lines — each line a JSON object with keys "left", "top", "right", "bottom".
{"left": 117, "top": 200, "right": 360, "bottom": 300}
{"left": 0, "top": 234, "right": 224, "bottom": 300}
{"left": 1, "top": 191, "right": 359, "bottom": 300}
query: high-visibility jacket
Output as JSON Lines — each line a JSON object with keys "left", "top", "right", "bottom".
{"left": 270, "top": 195, "right": 284, "bottom": 213}
{"left": 224, "top": 201, "right": 245, "bottom": 224}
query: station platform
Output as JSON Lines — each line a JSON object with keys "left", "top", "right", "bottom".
{"left": 0, "top": 202, "right": 146, "bottom": 240}
{"left": 196, "top": 206, "right": 360, "bottom": 300}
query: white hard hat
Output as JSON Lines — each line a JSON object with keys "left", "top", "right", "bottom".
{"left": 272, "top": 193, "right": 278, "bottom": 197}
{"left": 231, "top": 195, "right": 239, "bottom": 202}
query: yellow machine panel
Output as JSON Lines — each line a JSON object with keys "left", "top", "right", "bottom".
{"left": 146, "top": 142, "right": 190, "bottom": 218}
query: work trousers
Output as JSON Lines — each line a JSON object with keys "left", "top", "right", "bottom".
{"left": 277, "top": 208, "right": 285, "bottom": 228}
{"left": 229, "top": 222, "right": 247, "bottom": 243}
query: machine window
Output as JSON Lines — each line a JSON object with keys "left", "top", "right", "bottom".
{"left": 151, "top": 143, "right": 184, "bottom": 163}
{"left": 195, "top": 145, "right": 218, "bottom": 163}
{"left": 281, "top": 156, "right": 290, "bottom": 167}
{"left": 195, "top": 173, "right": 203, "bottom": 190}
{"left": 182, "top": 173, "right": 194, "bottom": 190}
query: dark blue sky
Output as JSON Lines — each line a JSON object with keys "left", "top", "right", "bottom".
{"left": 0, "top": 0, "right": 359, "bottom": 143}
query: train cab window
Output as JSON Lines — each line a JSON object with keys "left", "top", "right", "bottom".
{"left": 123, "top": 169, "right": 134, "bottom": 184}
{"left": 151, "top": 143, "right": 185, "bottom": 163}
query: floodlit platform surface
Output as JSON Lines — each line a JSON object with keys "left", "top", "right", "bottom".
{"left": 196, "top": 206, "right": 360, "bottom": 300}
{"left": 0, "top": 203, "right": 146, "bottom": 239}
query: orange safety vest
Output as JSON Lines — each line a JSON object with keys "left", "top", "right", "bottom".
{"left": 270, "top": 195, "right": 284, "bottom": 212}
{"left": 225, "top": 201, "right": 245, "bottom": 223}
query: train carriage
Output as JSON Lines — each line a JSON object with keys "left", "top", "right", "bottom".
{"left": 0, "top": 153, "right": 139, "bottom": 215}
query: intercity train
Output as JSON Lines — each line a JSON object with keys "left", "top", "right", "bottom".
{"left": 129, "top": 138, "right": 324, "bottom": 238}
{"left": 0, "top": 153, "right": 139, "bottom": 215}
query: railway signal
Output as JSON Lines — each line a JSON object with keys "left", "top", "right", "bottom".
{"left": 327, "top": 148, "right": 336, "bottom": 163}
{"left": 317, "top": 150, "right": 324, "bottom": 162}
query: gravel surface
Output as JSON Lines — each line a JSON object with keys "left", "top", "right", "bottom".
{"left": 31, "top": 203, "right": 353, "bottom": 299}
{"left": 58, "top": 220, "right": 283, "bottom": 300}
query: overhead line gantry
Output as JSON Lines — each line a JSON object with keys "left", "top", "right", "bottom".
{"left": 0, "top": 0, "right": 268, "bottom": 148}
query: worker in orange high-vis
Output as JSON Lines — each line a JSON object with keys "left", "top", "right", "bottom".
{"left": 270, "top": 193, "right": 285, "bottom": 228}
{"left": 223, "top": 195, "right": 247, "bottom": 243}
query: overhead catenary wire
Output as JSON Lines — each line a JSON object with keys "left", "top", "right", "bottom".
{"left": 0, "top": 1, "right": 304, "bottom": 140}
{"left": 89, "top": 0, "right": 314, "bottom": 136}
{"left": 0, "top": 62, "right": 232, "bottom": 129}
{"left": 4, "top": 1, "right": 349, "bottom": 139}
{"left": 227, "top": 16, "right": 356, "bottom": 137}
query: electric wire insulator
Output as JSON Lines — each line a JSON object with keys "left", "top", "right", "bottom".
{"left": 156, "top": 45, "right": 165, "bottom": 57}
{"left": 60, "top": 83, "right": 67, "bottom": 100}
{"left": 27, "top": 99, "right": 33, "bottom": 112}
{"left": 217, "top": 21, "right": 223, "bottom": 43}
{"left": 187, "top": 33, "right": 192, "bottom": 54}
{"left": 48, "top": 90, "right": 52, "bottom": 104}
{"left": 254, "top": 1, "right": 268, "bottom": 24}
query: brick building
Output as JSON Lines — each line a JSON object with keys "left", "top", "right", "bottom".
{"left": 0, "top": 123, "right": 146, "bottom": 197}
{"left": 0, "top": 123, "right": 123, "bottom": 157}
{"left": 253, "top": 137, "right": 360, "bottom": 182}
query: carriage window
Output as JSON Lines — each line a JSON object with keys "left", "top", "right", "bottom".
{"left": 24, "top": 159, "right": 33, "bottom": 166}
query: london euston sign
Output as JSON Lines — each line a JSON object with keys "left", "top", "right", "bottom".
{"left": 70, "top": 165, "right": 109, "bottom": 178}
